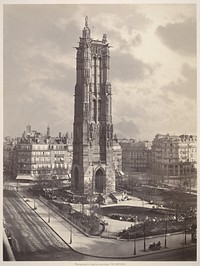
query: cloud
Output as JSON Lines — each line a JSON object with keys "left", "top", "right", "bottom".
{"left": 160, "top": 63, "right": 196, "bottom": 99}
{"left": 111, "top": 52, "right": 153, "bottom": 81}
{"left": 156, "top": 18, "right": 196, "bottom": 56}
{"left": 114, "top": 118, "right": 140, "bottom": 139}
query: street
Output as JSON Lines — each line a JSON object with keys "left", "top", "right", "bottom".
{"left": 3, "top": 189, "right": 85, "bottom": 261}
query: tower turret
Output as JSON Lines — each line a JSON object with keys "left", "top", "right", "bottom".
{"left": 82, "top": 16, "right": 91, "bottom": 39}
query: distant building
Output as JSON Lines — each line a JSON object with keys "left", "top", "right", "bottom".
{"left": 151, "top": 134, "right": 197, "bottom": 177}
{"left": 3, "top": 138, "right": 16, "bottom": 180}
{"left": 120, "top": 140, "right": 152, "bottom": 176}
{"left": 26, "top": 124, "right": 31, "bottom": 135}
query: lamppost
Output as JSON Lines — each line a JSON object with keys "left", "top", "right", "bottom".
{"left": 48, "top": 204, "right": 50, "bottom": 223}
{"left": 184, "top": 216, "right": 187, "bottom": 244}
{"left": 33, "top": 196, "right": 36, "bottom": 210}
{"left": 143, "top": 220, "right": 146, "bottom": 251}
{"left": 164, "top": 217, "right": 168, "bottom": 248}
{"left": 133, "top": 234, "right": 136, "bottom": 255}
{"left": 69, "top": 225, "right": 72, "bottom": 244}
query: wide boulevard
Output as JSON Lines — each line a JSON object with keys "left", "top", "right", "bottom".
{"left": 3, "top": 189, "right": 90, "bottom": 261}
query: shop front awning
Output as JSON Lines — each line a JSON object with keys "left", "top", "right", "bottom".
{"left": 16, "top": 175, "right": 35, "bottom": 181}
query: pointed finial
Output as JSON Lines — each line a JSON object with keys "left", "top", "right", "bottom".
{"left": 85, "top": 16, "right": 88, "bottom": 27}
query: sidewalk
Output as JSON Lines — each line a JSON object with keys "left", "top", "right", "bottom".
{"left": 17, "top": 190, "right": 196, "bottom": 259}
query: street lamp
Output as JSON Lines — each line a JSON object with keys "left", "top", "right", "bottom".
{"left": 33, "top": 196, "right": 37, "bottom": 210}
{"left": 143, "top": 220, "right": 146, "bottom": 251}
{"left": 133, "top": 234, "right": 136, "bottom": 255}
{"left": 69, "top": 225, "right": 72, "bottom": 244}
{"left": 164, "top": 218, "right": 168, "bottom": 248}
{"left": 184, "top": 217, "right": 187, "bottom": 244}
{"left": 48, "top": 204, "right": 50, "bottom": 223}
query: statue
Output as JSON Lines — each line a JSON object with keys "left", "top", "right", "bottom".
{"left": 102, "top": 33, "right": 107, "bottom": 43}
{"left": 85, "top": 16, "right": 88, "bottom": 27}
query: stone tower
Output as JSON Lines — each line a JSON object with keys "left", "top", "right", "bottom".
{"left": 71, "top": 17, "right": 115, "bottom": 195}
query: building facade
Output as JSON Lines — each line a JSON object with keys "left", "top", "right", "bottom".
{"left": 11, "top": 127, "right": 73, "bottom": 181}
{"left": 3, "top": 137, "right": 16, "bottom": 180}
{"left": 151, "top": 134, "right": 197, "bottom": 177}
{"left": 71, "top": 17, "right": 116, "bottom": 194}
{"left": 120, "top": 140, "right": 152, "bottom": 175}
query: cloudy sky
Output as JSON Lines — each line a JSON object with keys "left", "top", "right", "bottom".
{"left": 3, "top": 3, "right": 197, "bottom": 140}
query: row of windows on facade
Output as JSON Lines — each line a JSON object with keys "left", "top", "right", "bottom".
{"left": 154, "top": 150, "right": 196, "bottom": 156}
{"left": 128, "top": 148, "right": 196, "bottom": 154}
{"left": 125, "top": 164, "right": 150, "bottom": 168}
{"left": 153, "top": 157, "right": 195, "bottom": 162}
{"left": 128, "top": 151, "right": 150, "bottom": 155}
{"left": 153, "top": 165, "right": 194, "bottom": 170}
{"left": 153, "top": 138, "right": 196, "bottom": 143}
{"left": 18, "top": 144, "right": 68, "bottom": 150}
{"left": 154, "top": 154, "right": 195, "bottom": 159}
{"left": 19, "top": 169, "right": 68, "bottom": 175}
{"left": 18, "top": 151, "right": 70, "bottom": 157}
{"left": 18, "top": 157, "right": 69, "bottom": 163}
{"left": 154, "top": 149, "right": 196, "bottom": 153}
{"left": 128, "top": 154, "right": 196, "bottom": 160}
{"left": 19, "top": 163, "right": 68, "bottom": 169}
{"left": 154, "top": 170, "right": 192, "bottom": 175}
{"left": 153, "top": 164, "right": 194, "bottom": 170}
{"left": 128, "top": 155, "right": 150, "bottom": 159}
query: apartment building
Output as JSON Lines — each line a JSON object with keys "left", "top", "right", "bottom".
{"left": 151, "top": 134, "right": 197, "bottom": 177}
{"left": 119, "top": 140, "right": 152, "bottom": 175}
{"left": 12, "top": 127, "right": 73, "bottom": 181}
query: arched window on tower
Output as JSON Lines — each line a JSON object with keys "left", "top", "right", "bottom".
{"left": 98, "top": 100, "right": 101, "bottom": 121}
{"left": 98, "top": 57, "right": 101, "bottom": 86}
{"left": 92, "top": 99, "right": 97, "bottom": 122}
{"left": 92, "top": 56, "right": 96, "bottom": 91}
{"left": 106, "top": 98, "right": 110, "bottom": 116}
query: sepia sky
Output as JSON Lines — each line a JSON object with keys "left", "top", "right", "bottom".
{"left": 3, "top": 3, "right": 197, "bottom": 140}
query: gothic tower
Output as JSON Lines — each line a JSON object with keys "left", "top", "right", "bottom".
{"left": 71, "top": 17, "right": 115, "bottom": 195}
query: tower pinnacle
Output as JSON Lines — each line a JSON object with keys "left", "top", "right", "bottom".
{"left": 82, "top": 15, "right": 90, "bottom": 39}
{"left": 85, "top": 16, "right": 88, "bottom": 27}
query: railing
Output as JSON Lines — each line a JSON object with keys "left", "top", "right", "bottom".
{"left": 3, "top": 231, "right": 15, "bottom": 261}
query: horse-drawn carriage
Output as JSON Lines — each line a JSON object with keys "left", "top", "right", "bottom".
{"left": 149, "top": 241, "right": 161, "bottom": 251}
